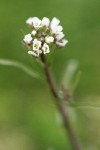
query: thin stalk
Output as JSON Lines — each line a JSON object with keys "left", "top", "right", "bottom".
{"left": 41, "top": 53, "right": 81, "bottom": 150}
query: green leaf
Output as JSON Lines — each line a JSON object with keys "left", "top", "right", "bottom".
{"left": 0, "top": 58, "right": 40, "bottom": 79}
{"left": 70, "top": 71, "right": 82, "bottom": 93}
{"left": 69, "top": 102, "right": 100, "bottom": 110}
{"left": 61, "top": 59, "right": 79, "bottom": 88}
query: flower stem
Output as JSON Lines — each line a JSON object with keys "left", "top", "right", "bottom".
{"left": 40, "top": 53, "right": 81, "bottom": 150}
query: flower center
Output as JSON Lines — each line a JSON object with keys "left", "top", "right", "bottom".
{"left": 34, "top": 44, "right": 38, "bottom": 49}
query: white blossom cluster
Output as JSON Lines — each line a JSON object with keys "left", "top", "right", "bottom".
{"left": 23, "top": 17, "right": 68, "bottom": 57}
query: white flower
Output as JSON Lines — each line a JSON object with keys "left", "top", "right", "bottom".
{"left": 50, "top": 17, "right": 61, "bottom": 34}
{"left": 31, "top": 30, "right": 37, "bottom": 36}
{"left": 23, "top": 34, "right": 32, "bottom": 44}
{"left": 56, "top": 39, "right": 68, "bottom": 47}
{"left": 51, "top": 17, "right": 60, "bottom": 27}
{"left": 56, "top": 25, "right": 63, "bottom": 32}
{"left": 33, "top": 39, "right": 41, "bottom": 51}
{"left": 28, "top": 50, "right": 42, "bottom": 57}
{"left": 26, "top": 17, "right": 33, "bottom": 26}
{"left": 42, "top": 17, "right": 50, "bottom": 27}
{"left": 32, "top": 17, "right": 42, "bottom": 29}
{"left": 24, "top": 17, "right": 68, "bottom": 57}
{"left": 56, "top": 32, "right": 65, "bottom": 41}
{"left": 45, "top": 36, "right": 54, "bottom": 43}
{"left": 51, "top": 25, "right": 63, "bottom": 35}
{"left": 26, "top": 17, "right": 42, "bottom": 29}
{"left": 42, "top": 43, "right": 50, "bottom": 54}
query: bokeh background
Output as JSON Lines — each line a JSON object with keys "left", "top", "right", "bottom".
{"left": 0, "top": 0, "right": 100, "bottom": 149}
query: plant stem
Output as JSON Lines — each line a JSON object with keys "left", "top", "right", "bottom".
{"left": 41, "top": 53, "right": 81, "bottom": 150}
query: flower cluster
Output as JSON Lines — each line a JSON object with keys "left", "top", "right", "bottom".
{"left": 23, "top": 17, "right": 68, "bottom": 57}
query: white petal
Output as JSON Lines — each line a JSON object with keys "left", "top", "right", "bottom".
{"left": 32, "top": 17, "right": 40, "bottom": 22}
{"left": 23, "top": 34, "right": 32, "bottom": 44}
{"left": 42, "top": 17, "right": 50, "bottom": 27}
{"left": 50, "top": 25, "right": 63, "bottom": 35}
{"left": 56, "top": 39, "right": 68, "bottom": 47}
{"left": 56, "top": 32, "right": 65, "bottom": 41}
{"left": 33, "top": 39, "right": 41, "bottom": 47}
{"left": 42, "top": 43, "right": 50, "bottom": 54}
{"left": 32, "top": 17, "right": 42, "bottom": 29}
{"left": 26, "top": 17, "right": 33, "bottom": 26}
{"left": 31, "top": 30, "right": 37, "bottom": 36}
{"left": 57, "top": 25, "right": 63, "bottom": 32}
{"left": 62, "top": 39, "right": 68, "bottom": 45}
{"left": 51, "top": 17, "right": 60, "bottom": 26}
{"left": 45, "top": 36, "right": 54, "bottom": 43}
{"left": 28, "top": 51, "right": 39, "bottom": 57}
{"left": 33, "top": 39, "right": 41, "bottom": 50}
{"left": 50, "top": 25, "right": 57, "bottom": 34}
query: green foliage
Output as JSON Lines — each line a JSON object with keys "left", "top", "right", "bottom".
{"left": 61, "top": 59, "right": 80, "bottom": 94}
{"left": 70, "top": 71, "right": 82, "bottom": 93}
{"left": 61, "top": 60, "right": 79, "bottom": 88}
{"left": 0, "top": 59, "right": 40, "bottom": 79}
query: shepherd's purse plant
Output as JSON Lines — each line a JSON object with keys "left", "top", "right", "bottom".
{"left": 0, "top": 16, "right": 86, "bottom": 150}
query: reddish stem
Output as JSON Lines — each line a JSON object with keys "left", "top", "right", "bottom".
{"left": 41, "top": 53, "right": 81, "bottom": 150}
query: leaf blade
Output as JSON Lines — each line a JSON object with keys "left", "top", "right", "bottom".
{"left": 69, "top": 102, "right": 100, "bottom": 110}
{"left": 0, "top": 59, "right": 40, "bottom": 79}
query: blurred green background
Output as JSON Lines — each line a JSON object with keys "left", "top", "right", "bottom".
{"left": 0, "top": 0, "right": 100, "bottom": 149}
